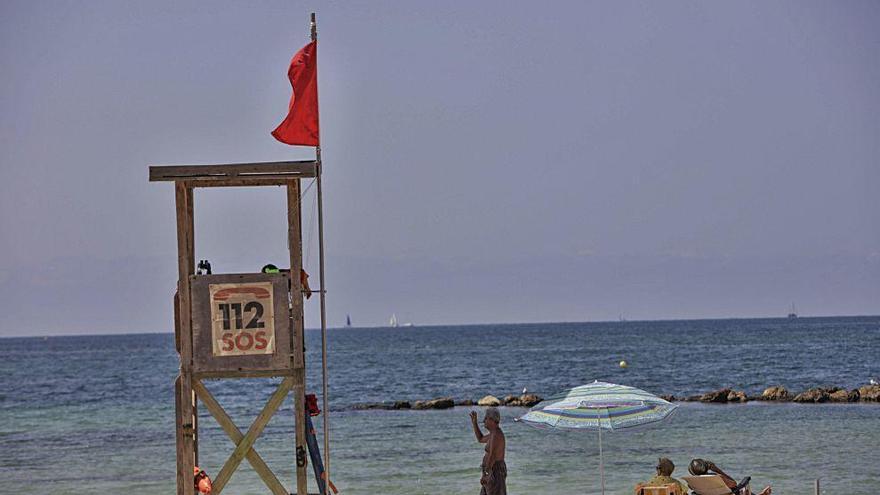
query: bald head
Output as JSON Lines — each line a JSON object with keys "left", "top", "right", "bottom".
{"left": 484, "top": 407, "right": 500, "bottom": 423}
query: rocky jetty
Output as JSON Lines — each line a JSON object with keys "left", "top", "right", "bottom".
{"left": 348, "top": 385, "right": 879, "bottom": 410}
{"left": 727, "top": 390, "right": 748, "bottom": 402}
{"left": 859, "top": 385, "right": 880, "bottom": 401}
{"left": 829, "top": 389, "right": 860, "bottom": 402}
{"left": 760, "top": 386, "right": 792, "bottom": 401}
{"left": 793, "top": 387, "right": 830, "bottom": 403}
{"left": 413, "top": 397, "right": 454, "bottom": 410}
{"left": 695, "top": 388, "right": 748, "bottom": 403}
{"left": 699, "top": 388, "right": 732, "bottom": 403}
{"left": 501, "top": 394, "right": 543, "bottom": 407}
{"left": 352, "top": 401, "right": 412, "bottom": 410}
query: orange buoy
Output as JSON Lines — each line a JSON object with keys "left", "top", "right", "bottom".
{"left": 194, "top": 466, "right": 213, "bottom": 494}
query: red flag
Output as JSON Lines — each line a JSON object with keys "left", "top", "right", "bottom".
{"left": 272, "top": 41, "right": 319, "bottom": 146}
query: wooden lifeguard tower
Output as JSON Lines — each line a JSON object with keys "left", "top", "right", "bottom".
{"left": 151, "top": 14, "right": 331, "bottom": 494}
{"left": 149, "top": 158, "right": 328, "bottom": 495}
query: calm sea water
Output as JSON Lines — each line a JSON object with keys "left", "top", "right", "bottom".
{"left": 1, "top": 317, "right": 878, "bottom": 494}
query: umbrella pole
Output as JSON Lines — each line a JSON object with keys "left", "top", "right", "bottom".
{"left": 598, "top": 416, "right": 605, "bottom": 495}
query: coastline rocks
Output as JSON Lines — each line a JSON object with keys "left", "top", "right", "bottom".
{"left": 700, "top": 388, "right": 732, "bottom": 403}
{"left": 727, "top": 390, "right": 748, "bottom": 403}
{"left": 353, "top": 401, "right": 412, "bottom": 410}
{"left": 697, "top": 388, "right": 748, "bottom": 403}
{"left": 761, "top": 386, "right": 792, "bottom": 401}
{"left": 501, "top": 394, "right": 543, "bottom": 407}
{"left": 858, "top": 385, "right": 880, "bottom": 402}
{"left": 829, "top": 389, "right": 860, "bottom": 403}
{"left": 502, "top": 395, "right": 520, "bottom": 406}
{"left": 413, "top": 397, "right": 454, "bottom": 410}
{"left": 350, "top": 385, "right": 880, "bottom": 411}
{"left": 793, "top": 388, "right": 830, "bottom": 403}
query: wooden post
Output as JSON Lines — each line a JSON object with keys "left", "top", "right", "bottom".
{"left": 287, "top": 180, "right": 308, "bottom": 495}
{"left": 187, "top": 186, "right": 198, "bottom": 467}
{"left": 815, "top": 478, "right": 820, "bottom": 495}
{"left": 175, "top": 182, "right": 196, "bottom": 495}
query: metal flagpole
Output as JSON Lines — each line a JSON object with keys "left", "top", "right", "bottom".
{"left": 598, "top": 414, "right": 605, "bottom": 495}
{"left": 310, "top": 12, "right": 332, "bottom": 492}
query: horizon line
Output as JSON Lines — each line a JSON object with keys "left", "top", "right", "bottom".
{"left": 2, "top": 313, "right": 878, "bottom": 339}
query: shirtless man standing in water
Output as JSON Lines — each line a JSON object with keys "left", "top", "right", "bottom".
{"left": 469, "top": 408, "right": 507, "bottom": 495}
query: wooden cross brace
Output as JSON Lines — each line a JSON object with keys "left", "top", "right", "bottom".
{"left": 193, "top": 377, "right": 294, "bottom": 495}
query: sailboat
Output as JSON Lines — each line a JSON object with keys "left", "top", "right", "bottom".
{"left": 346, "top": 314, "right": 351, "bottom": 327}
{"left": 389, "top": 313, "right": 398, "bottom": 327}
{"left": 787, "top": 303, "right": 798, "bottom": 319}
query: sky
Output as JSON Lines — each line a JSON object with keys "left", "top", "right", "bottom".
{"left": 1, "top": 1, "right": 878, "bottom": 336}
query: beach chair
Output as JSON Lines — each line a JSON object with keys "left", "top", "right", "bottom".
{"left": 638, "top": 484, "right": 680, "bottom": 495}
{"left": 683, "top": 475, "right": 752, "bottom": 495}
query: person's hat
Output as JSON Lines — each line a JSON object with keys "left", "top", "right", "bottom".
{"left": 656, "top": 458, "right": 675, "bottom": 475}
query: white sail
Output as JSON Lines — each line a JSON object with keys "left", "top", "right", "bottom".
{"left": 390, "top": 313, "right": 398, "bottom": 327}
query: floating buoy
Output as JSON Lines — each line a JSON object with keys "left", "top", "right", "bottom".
{"left": 619, "top": 360, "right": 628, "bottom": 369}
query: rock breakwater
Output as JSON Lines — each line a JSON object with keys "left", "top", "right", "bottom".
{"left": 349, "top": 385, "right": 880, "bottom": 410}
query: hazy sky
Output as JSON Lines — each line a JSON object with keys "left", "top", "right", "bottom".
{"left": 1, "top": 1, "right": 878, "bottom": 336}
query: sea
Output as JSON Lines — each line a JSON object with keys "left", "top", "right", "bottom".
{"left": 1, "top": 317, "right": 878, "bottom": 494}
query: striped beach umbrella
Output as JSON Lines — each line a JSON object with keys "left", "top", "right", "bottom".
{"left": 516, "top": 380, "right": 678, "bottom": 495}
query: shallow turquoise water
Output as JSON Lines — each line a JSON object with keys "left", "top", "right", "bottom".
{"left": 1, "top": 318, "right": 878, "bottom": 494}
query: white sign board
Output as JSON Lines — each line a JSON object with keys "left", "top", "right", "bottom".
{"left": 209, "top": 282, "right": 275, "bottom": 356}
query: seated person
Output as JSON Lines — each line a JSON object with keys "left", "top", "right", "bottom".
{"left": 688, "top": 458, "right": 771, "bottom": 495}
{"left": 634, "top": 457, "right": 689, "bottom": 495}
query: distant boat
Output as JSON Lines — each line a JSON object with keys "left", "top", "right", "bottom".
{"left": 787, "top": 303, "right": 798, "bottom": 319}
{"left": 346, "top": 314, "right": 351, "bottom": 327}
{"left": 389, "top": 314, "right": 413, "bottom": 327}
{"left": 618, "top": 315, "right": 627, "bottom": 322}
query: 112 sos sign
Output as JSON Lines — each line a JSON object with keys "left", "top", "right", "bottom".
{"left": 209, "top": 283, "right": 275, "bottom": 356}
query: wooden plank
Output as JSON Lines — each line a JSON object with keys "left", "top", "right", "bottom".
{"left": 288, "top": 180, "right": 309, "bottom": 495}
{"left": 174, "top": 291, "right": 180, "bottom": 353}
{"left": 187, "top": 186, "right": 197, "bottom": 466}
{"left": 185, "top": 177, "right": 304, "bottom": 188}
{"left": 194, "top": 368, "right": 296, "bottom": 380}
{"left": 150, "top": 161, "right": 317, "bottom": 182}
{"left": 176, "top": 182, "right": 195, "bottom": 369}
{"left": 193, "top": 384, "right": 199, "bottom": 466}
{"left": 211, "top": 377, "right": 294, "bottom": 494}
{"left": 193, "top": 380, "right": 289, "bottom": 495}
{"left": 175, "top": 183, "right": 196, "bottom": 495}
{"left": 287, "top": 181, "right": 304, "bottom": 369}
